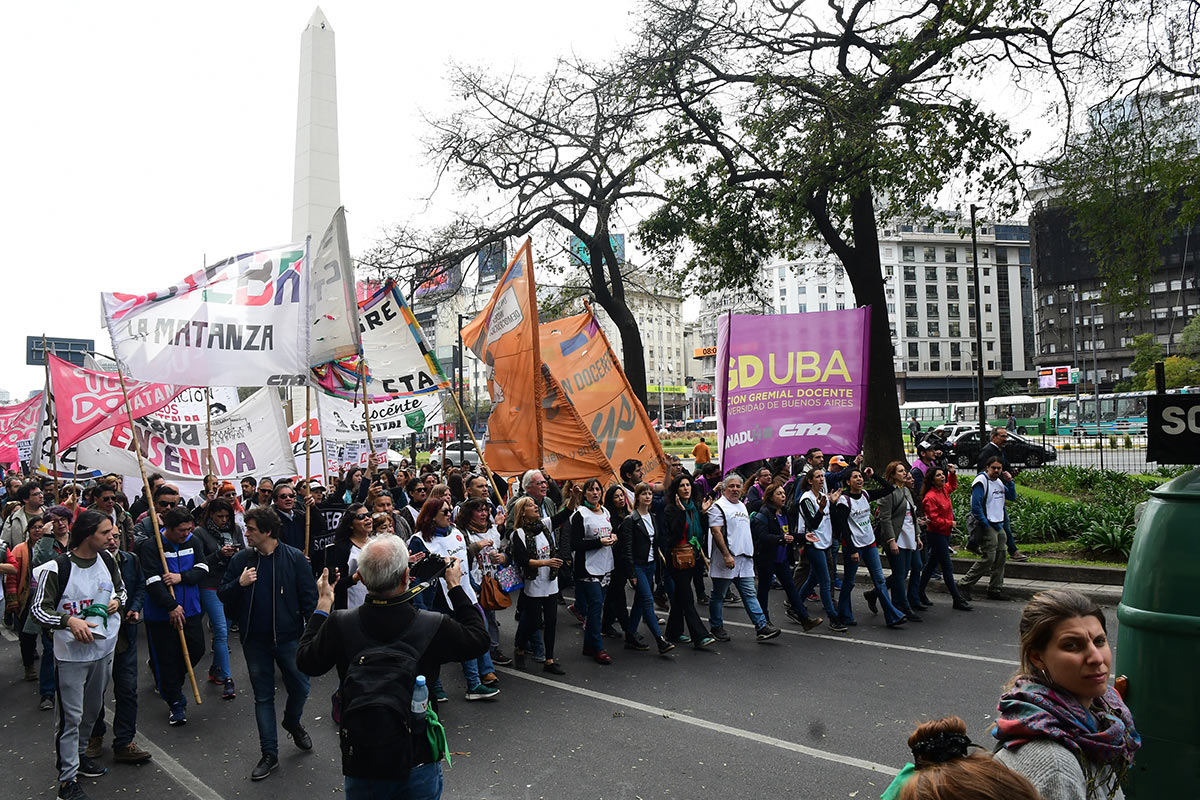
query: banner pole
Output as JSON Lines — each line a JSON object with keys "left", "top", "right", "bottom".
{"left": 304, "top": 386, "right": 312, "bottom": 558}
{"left": 116, "top": 368, "right": 201, "bottom": 705}
{"left": 359, "top": 361, "right": 377, "bottom": 470}
{"left": 445, "top": 389, "right": 504, "bottom": 501}
{"left": 41, "top": 337, "right": 60, "bottom": 502}
{"left": 205, "top": 389, "right": 216, "bottom": 477}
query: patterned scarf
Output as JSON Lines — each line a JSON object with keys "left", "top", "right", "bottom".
{"left": 994, "top": 677, "right": 1140, "bottom": 796}
{"left": 681, "top": 500, "right": 703, "bottom": 554}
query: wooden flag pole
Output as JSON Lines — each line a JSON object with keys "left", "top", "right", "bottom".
{"left": 116, "top": 369, "right": 202, "bottom": 704}
{"left": 205, "top": 389, "right": 216, "bottom": 477}
{"left": 304, "top": 386, "right": 312, "bottom": 558}
{"left": 359, "top": 361, "right": 378, "bottom": 471}
{"left": 41, "top": 336, "right": 60, "bottom": 502}
{"left": 444, "top": 388, "right": 504, "bottom": 501}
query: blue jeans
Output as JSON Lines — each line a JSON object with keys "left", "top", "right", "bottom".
{"left": 920, "top": 535, "right": 963, "bottom": 602}
{"left": 91, "top": 627, "right": 139, "bottom": 746}
{"left": 575, "top": 580, "right": 606, "bottom": 652}
{"left": 798, "top": 545, "right": 838, "bottom": 619}
{"left": 628, "top": 563, "right": 662, "bottom": 640}
{"left": 757, "top": 561, "right": 809, "bottom": 623}
{"left": 839, "top": 545, "right": 905, "bottom": 625}
{"left": 242, "top": 637, "right": 310, "bottom": 756}
{"left": 199, "top": 588, "right": 230, "bottom": 681}
{"left": 460, "top": 606, "right": 495, "bottom": 686}
{"left": 886, "top": 548, "right": 922, "bottom": 614}
{"left": 708, "top": 575, "right": 767, "bottom": 630}
{"left": 345, "top": 762, "right": 443, "bottom": 800}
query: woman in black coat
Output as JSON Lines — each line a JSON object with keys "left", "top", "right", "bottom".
{"left": 661, "top": 475, "right": 715, "bottom": 649}
{"left": 322, "top": 503, "right": 372, "bottom": 611}
{"left": 751, "top": 482, "right": 822, "bottom": 632}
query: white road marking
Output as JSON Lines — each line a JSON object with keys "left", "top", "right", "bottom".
{"left": 719, "top": 618, "right": 1018, "bottom": 666}
{"left": 0, "top": 626, "right": 17, "bottom": 642}
{"left": 499, "top": 668, "right": 899, "bottom": 776}
{"left": 106, "top": 705, "right": 225, "bottom": 800}
{"left": 561, "top": 594, "right": 1017, "bottom": 666}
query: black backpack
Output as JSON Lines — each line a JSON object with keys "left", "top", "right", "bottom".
{"left": 336, "top": 607, "right": 442, "bottom": 778}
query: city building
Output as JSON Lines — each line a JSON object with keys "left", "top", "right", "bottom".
{"left": 1029, "top": 203, "right": 1200, "bottom": 386}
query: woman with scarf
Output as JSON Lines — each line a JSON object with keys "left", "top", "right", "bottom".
{"left": 661, "top": 474, "right": 717, "bottom": 650}
{"left": 832, "top": 469, "right": 906, "bottom": 628}
{"left": 455, "top": 497, "right": 507, "bottom": 660}
{"left": 569, "top": 478, "right": 617, "bottom": 665}
{"left": 993, "top": 589, "right": 1140, "bottom": 800}
{"left": 509, "top": 496, "right": 566, "bottom": 675}
{"left": 872, "top": 461, "right": 926, "bottom": 623}
{"left": 917, "top": 465, "right": 971, "bottom": 611}
{"left": 410, "top": 497, "right": 500, "bottom": 700}
{"left": 796, "top": 469, "right": 846, "bottom": 632}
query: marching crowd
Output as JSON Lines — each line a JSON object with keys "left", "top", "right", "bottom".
{"left": 0, "top": 426, "right": 1141, "bottom": 800}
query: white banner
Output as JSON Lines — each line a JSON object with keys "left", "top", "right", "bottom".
{"left": 318, "top": 391, "right": 443, "bottom": 442}
{"left": 153, "top": 387, "right": 240, "bottom": 424}
{"left": 103, "top": 243, "right": 310, "bottom": 387}
{"left": 309, "top": 208, "right": 362, "bottom": 365}
{"left": 71, "top": 388, "right": 295, "bottom": 482}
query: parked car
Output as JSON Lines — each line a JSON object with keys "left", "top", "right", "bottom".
{"left": 439, "top": 440, "right": 481, "bottom": 466}
{"left": 944, "top": 430, "right": 1057, "bottom": 469}
{"left": 921, "top": 423, "right": 985, "bottom": 448}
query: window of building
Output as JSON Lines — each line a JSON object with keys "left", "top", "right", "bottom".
{"left": 986, "top": 341, "right": 994, "bottom": 351}
{"left": 887, "top": 303, "right": 896, "bottom": 313}
{"left": 967, "top": 267, "right": 976, "bottom": 281}
{"left": 946, "top": 267, "right": 958, "bottom": 281}
{"left": 906, "top": 302, "right": 918, "bottom": 318}
{"left": 818, "top": 285, "right": 827, "bottom": 294}
{"left": 927, "top": 302, "right": 940, "bottom": 318}
{"left": 836, "top": 303, "right": 846, "bottom": 310}
{"left": 985, "top": 303, "right": 992, "bottom": 312}
{"left": 798, "top": 304, "right": 807, "bottom": 313}
{"left": 925, "top": 266, "right": 938, "bottom": 281}
{"left": 950, "top": 342, "right": 961, "bottom": 357}
{"left": 986, "top": 321, "right": 993, "bottom": 332}
{"left": 930, "top": 342, "right": 941, "bottom": 358}
{"left": 900, "top": 224, "right": 914, "bottom": 232}
{"left": 996, "top": 249, "right": 1008, "bottom": 265}
{"left": 835, "top": 266, "right": 845, "bottom": 279}
{"left": 950, "top": 360, "right": 961, "bottom": 371}
{"left": 885, "top": 266, "right": 894, "bottom": 277}
{"left": 819, "top": 302, "right": 828, "bottom": 311}
{"left": 778, "top": 266, "right": 786, "bottom": 279}
{"left": 884, "top": 247, "right": 894, "bottom": 257}
{"left": 968, "top": 286, "right": 976, "bottom": 300}
{"left": 798, "top": 286, "right": 806, "bottom": 294}
{"left": 779, "top": 287, "right": 787, "bottom": 298}
{"left": 902, "top": 246, "right": 915, "bottom": 262}
{"left": 945, "top": 247, "right": 957, "bottom": 263}
{"left": 947, "top": 285, "right": 959, "bottom": 300}
{"left": 947, "top": 302, "right": 960, "bottom": 317}
{"left": 903, "top": 265, "right": 917, "bottom": 281}
{"left": 949, "top": 322, "right": 961, "bottom": 337}
{"left": 928, "top": 322, "right": 940, "bottom": 337}
{"left": 988, "top": 360, "right": 995, "bottom": 370}
{"left": 924, "top": 246, "right": 936, "bottom": 263}
{"left": 905, "top": 284, "right": 917, "bottom": 299}
{"left": 906, "top": 322, "right": 919, "bottom": 337}
{"left": 908, "top": 359, "right": 920, "bottom": 371}
{"left": 926, "top": 284, "right": 939, "bottom": 299}
{"left": 908, "top": 342, "right": 919, "bottom": 358}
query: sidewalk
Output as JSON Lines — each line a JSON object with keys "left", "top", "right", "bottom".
{"left": 931, "top": 556, "right": 1125, "bottom": 606}
{"left": 927, "top": 577, "right": 1124, "bottom": 606}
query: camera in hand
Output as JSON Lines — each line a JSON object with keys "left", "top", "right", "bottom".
{"left": 409, "top": 552, "right": 450, "bottom": 583}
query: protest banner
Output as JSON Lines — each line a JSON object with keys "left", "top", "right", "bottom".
{"left": 540, "top": 306, "right": 668, "bottom": 483}
{"left": 0, "top": 393, "right": 44, "bottom": 465}
{"left": 716, "top": 308, "right": 871, "bottom": 471}
{"left": 288, "top": 416, "right": 324, "bottom": 480}
{"left": 103, "top": 242, "right": 310, "bottom": 387}
{"left": 308, "top": 208, "right": 362, "bottom": 365}
{"left": 318, "top": 391, "right": 442, "bottom": 442}
{"left": 72, "top": 387, "right": 294, "bottom": 481}
{"left": 154, "top": 387, "right": 239, "bottom": 424}
{"left": 47, "top": 354, "right": 185, "bottom": 450}
{"left": 537, "top": 362, "right": 618, "bottom": 482}
{"left": 312, "top": 281, "right": 449, "bottom": 400}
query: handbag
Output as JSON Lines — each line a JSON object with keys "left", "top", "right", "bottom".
{"left": 479, "top": 573, "right": 512, "bottom": 610}
{"left": 670, "top": 540, "right": 696, "bottom": 571}
{"left": 494, "top": 563, "right": 524, "bottom": 593}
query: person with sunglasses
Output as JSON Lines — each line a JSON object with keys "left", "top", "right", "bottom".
{"left": 272, "top": 482, "right": 327, "bottom": 574}
{"left": 410, "top": 498, "right": 500, "bottom": 701}
{"left": 399, "top": 478, "right": 428, "bottom": 531}
{"left": 132, "top": 485, "right": 181, "bottom": 545}
{"left": 323, "top": 504, "right": 373, "bottom": 612}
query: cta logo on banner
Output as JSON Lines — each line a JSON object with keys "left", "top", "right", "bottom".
{"left": 717, "top": 308, "right": 871, "bottom": 471}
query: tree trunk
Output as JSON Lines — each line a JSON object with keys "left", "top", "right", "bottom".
{"left": 844, "top": 190, "right": 906, "bottom": 469}
{"left": 592, "top": 292, "right": 649, "bottom": 410}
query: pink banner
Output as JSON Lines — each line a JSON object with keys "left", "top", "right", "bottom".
{"left": 48, "top": 354, "right": 187, "bottom": 451}
{"left": 0, "top": 393, "right": 44, "bottom": 464}
{"left": 716, "top": 308, "right": 871, "bottom": 471}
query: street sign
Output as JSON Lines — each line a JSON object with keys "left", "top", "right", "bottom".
{"left": 1147, "top": 394, "right": 1200, "bottom": 464}
{"left": 26, "top": 336, "right": 95, "bottom": 367}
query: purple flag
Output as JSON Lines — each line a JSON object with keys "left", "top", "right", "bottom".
{"left": 716, "top": 308, "right": 871, "bottom": 471}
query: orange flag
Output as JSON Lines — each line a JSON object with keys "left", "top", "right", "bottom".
{"left": 462, "top": 240, "right": 614, "bottom": 481}
{"left": 540, "top": 304, "right": 669, "bottom": 484}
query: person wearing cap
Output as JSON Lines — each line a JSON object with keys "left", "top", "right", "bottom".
{"left": 825, "top": 455, "right": 866, "bottom": 493}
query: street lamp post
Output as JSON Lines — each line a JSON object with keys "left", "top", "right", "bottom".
{"left": 1091, "top": 302, "right": 1104, "bottom": 470}
{"left": 970, "top": 204, "right": 987, "bottom": 442}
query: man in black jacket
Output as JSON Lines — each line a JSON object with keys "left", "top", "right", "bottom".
{"left": 271, "top": 481, "right": 327, "bottom": 572}
{"left": 296, "top": 534, "right": 489, "bottom": 800}
{"left": 218, "top": 507, "right": 318, "bottom": 781}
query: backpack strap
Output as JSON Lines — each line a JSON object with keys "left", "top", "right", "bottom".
{"left": 341, "top": 605, "right": 443, "bottom": 661}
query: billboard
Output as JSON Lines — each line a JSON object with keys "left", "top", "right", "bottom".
{"left": 1037, "top": 365, "right": 1078, "bottom": 389}
{"left": 477, "top": 241, "right": 507, "bottom": 284}
{"left": 569, "top": 234, "right": 625, "bottom": 268}
{"left": 27, "top": 336, "right": 95, "bottom": 367}
{"left": 414, "top": 260, "right": 462, "bottom": 299}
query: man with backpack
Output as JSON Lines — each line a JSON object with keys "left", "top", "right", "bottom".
{"left": 296, "top": 534, "right": 490, "bottom": 800}
{"left": 218, "top": 506, "right": 318, "bottom": 781}
{"left": 31, "top": 510, "right": 126, "bottom": 800}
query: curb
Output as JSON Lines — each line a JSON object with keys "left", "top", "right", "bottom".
{"left": 928, "top": 580, "right": 1124, "bottom": 607}
{"left": 949, "top": 558, "right": 1126, "bottom": 587}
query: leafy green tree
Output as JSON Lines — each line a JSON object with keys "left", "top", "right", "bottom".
{"left": 1134, "top": 355, "right": 1200, "bottom": 389}
{"left": 1128, "top": 333, "right": 1164, "bottom": 378}
{"left": 1179, "top": 313, "right": 1200, "bottom": 359}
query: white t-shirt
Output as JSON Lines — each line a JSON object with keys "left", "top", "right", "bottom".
{"left": 897, "top": 493, "right": 918, "bottom": 550}
{"left": 515, "top": 527, "right": 556, "bottom": 597}
{"left": 972, "top": 474, "right": 1008, "bottom": 523}
{"left": 637, "top": 511, "right": 655, "bottom": 563}
{"left": 575, "top": 506, "right": 614, "bottom": 578}
{"left": 838, "top": 492, "right": 876, "bottom": 548}
{"left": 466, "top": 524, "right": 503, "bottom": 586}
{"left": 346, "top": 543, "right": 368, "bottom": 610}
{"left": 423, "top": 527, "right": 478, "bottom": 606}
{"left": 708, "top": 496, "right": 755, "bottom": 579}
{"left": 800, "top": 490, "right": 834, "bottom": 550}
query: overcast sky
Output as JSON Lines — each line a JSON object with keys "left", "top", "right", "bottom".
{"left": 0, "top": 1, "right": 641, "bottom": 397}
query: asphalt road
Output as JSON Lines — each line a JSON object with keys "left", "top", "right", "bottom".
{"left": 0, "top": 586, "right": 1122, "bottom": 800}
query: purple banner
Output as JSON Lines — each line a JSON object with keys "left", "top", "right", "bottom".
{"left": 716, "top": 307, "right": 871, "bottom": 471}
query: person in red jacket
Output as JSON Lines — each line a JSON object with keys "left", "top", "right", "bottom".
{"left": 917, "top": 466, "right": 972, "bottom": 611}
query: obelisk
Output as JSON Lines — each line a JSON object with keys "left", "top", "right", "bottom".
{"left": 291, "top": 7, "right": 341, "bottom": 242}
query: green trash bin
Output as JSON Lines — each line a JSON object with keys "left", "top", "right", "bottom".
{"left": 1116, "top": 467, "right": 1200, "bottom": 797}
